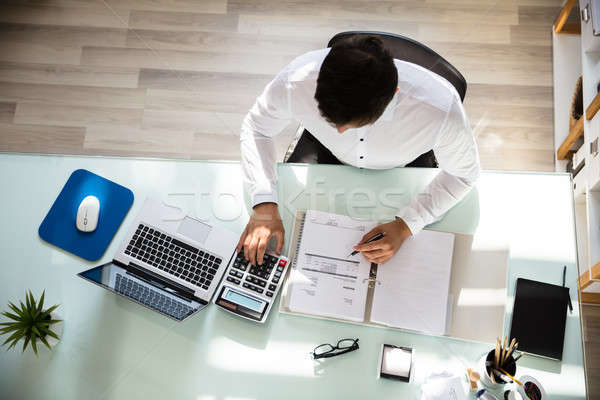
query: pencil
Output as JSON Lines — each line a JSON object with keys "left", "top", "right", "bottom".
{"left": 504, "top": 341, "right": 518, "bottom": 365}
{"left": 495, "top": 338, "right": 501, "bottom": 368}
{"left": 503, "top": 338, "right": 516, "bottom": 365}
{"left": 499, "top": 368, "right": 523, "bottom": 386}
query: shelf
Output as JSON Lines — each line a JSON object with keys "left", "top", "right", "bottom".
{"left": 555, "top": 0, "right": 578, "bottom": 33}
{"left": 557, "top": 117, "right": 585, "bottom": 159}
{"left": 579, "top": 260, "right": 600, "bottom": 290}
{"left": 586, "top": 91, "right": 600, "bottom": 120}
{"left": 553, "top": 29, "right": 583, "bottom": 169}
{"left": 581, "top": 292, "right": 600, "bottom": 303}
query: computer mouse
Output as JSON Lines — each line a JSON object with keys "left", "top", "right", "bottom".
{"left": 76, "top": 195, "right": 100, "bottom": 232}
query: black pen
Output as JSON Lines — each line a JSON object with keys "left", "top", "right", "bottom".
{"left": 563, "top": 265, "right": 573, "bottom": 313}
{"left": 348, "top": 232, "right": 385, "bottom": 257}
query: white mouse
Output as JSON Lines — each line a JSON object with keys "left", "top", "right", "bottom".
{"left": 76, "top": 195, "right": 100, "bottom": 232}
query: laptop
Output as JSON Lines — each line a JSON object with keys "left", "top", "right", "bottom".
{"left": 78, "top": 197, "right": 238, "bottom": 321}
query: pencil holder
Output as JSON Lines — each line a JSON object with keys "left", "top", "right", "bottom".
{"left": 478, "top": 349, "right": 517, "bottom": 389}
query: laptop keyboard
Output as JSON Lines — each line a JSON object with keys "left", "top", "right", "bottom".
{"left": 125, "top": 223, "right": 223, "bottom": 291}
{"left": 115, "top": 273, "right": 194, "bottom": 320}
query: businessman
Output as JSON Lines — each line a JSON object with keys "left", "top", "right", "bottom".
{"left": 237, "top": 36, "right": 480, "bottom": 265}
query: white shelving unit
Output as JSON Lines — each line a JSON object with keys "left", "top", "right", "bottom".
{"left": 553, "top": 0, "right": 600, "bottom": 303}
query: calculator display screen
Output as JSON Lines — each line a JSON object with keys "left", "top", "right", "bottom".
{"left": 224, "top": 289, "right": 263, "bottom": 312}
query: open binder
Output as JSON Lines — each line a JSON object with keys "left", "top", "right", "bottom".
{"left": 280, "top": 210, "right": 510, "bottom": 343}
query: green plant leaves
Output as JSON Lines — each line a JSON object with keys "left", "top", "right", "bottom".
{"left": 1, "top": 311, "right": 21, "bottom": 322}
{"left": 0, "top": 322, "right": 25, "bottom": 334}
{"left": 1, "top": 291, "right": 61, "bottom": 356}
{"left": 39, "top": 334, "right": 51, "bottom": 351}
{"left": 8, "top": 302, "right": 24, "bottom": 318}
{"left": 30, "top": 335, "right": 38, "bottom": 356}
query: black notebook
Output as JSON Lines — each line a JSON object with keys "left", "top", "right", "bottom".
{"left": 509, "top": 278, "right": 569, "bottom": 360}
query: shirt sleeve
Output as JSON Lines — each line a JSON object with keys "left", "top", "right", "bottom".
{"left": 240, "top": 69, "right": 293, "bottom": 207}
{"left": 396, "top": 94, "right": 480, "bottom": 235}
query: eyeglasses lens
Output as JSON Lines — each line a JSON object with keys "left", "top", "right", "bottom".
{"left": 313, "top": 344, "right": 335, "bottom": 356}
{"left": 337, "top": 339, "right": 356, "bottom": 349}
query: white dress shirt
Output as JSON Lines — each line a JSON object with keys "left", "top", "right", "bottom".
{"left": 240, "top": 48, "right": 480, "bottom": 235}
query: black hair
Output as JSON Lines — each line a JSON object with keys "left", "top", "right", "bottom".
{"left": 315, "top": 35, "right": 398, "bottom": 127}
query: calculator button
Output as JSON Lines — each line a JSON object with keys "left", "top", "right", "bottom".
{"left": 256, "top": 280, "right": 266, "bottom": 287}
{"left": 243, "top": 283, "right": 250, "bottom": 289}
{"left": 278, "top": 259, "right": 287, "bottom": 267}
{"left": 272, "top": 277, "right": 279, "bottom": 284}
{"left": 274, "top": 271, "right": 282, "bottom": 278}
{"left": 256, "top": 288, "right": 264, "bottom": 294}
{"left": 229, "top": 270, "right": 237, "bottom": 276}
{"left": 268, "top": 284, "right": 276, "bottom": 291}
{"left": 266, "top": 291, "right": 273, "bottom": 297}
{"left": 227, "top": 277, "right": 235, "bottom": 283}
{"left": 277, "top": 266, "right": 284, "bottom": 272}
{"left": 233, "top": 278, "right": 240, "bottom": 284}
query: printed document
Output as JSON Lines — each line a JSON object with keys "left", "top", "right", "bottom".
{"left": 287, "top": 210, "right": 374, "bottom": 321}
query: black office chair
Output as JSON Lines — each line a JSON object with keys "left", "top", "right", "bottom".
{"left": 284, "top": 31, "right": 467, "bottom": 166}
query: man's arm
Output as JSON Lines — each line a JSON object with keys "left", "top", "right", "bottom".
{"left": 356, "top": 95, "right": 480, "bottom": 263}
{"left": 238, "top": 70, "right": 293, "bottom": 265}
{"left": 397, "top": 97, "right": 480, "bottom": 235}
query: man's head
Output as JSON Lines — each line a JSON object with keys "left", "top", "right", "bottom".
{"left": 315, "top": 35, "right": 398, "bottom": 133}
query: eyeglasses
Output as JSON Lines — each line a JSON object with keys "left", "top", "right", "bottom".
{"left": 311, "top": 338, "right": 359, "bottom": 359}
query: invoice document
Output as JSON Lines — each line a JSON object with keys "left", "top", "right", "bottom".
{"left": 287, "top": 210, "right": 375, "bottom": 322}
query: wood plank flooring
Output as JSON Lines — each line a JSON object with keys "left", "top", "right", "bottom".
{"left": 1, "top": 0, "right": 598, "bottom": 397}
{"left": 584, "top": 305, "right": 600, "bottom": 400}
{"left": 0, "top": 0, "right": 562, "bottom": 169}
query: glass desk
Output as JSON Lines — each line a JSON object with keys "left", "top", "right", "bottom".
{"left": 0, "top": 154, "right": 586, "bottom": 399}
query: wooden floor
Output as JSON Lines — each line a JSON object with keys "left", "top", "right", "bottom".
{"left": 0, "top": 0, "right": 562, "bottom": 170}
{"left": 584, "top": 305, "right": 600, "bottom": 399}
{"left": 0, "top": 0, "right": 597, "bottom": 397}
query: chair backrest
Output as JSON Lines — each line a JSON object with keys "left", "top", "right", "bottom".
{"left": 328, "top": 31, "right": 467, "bottom": 102}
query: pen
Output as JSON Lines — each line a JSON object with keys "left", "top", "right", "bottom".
{"left": 563, "top": 265, "right": 573, "bottom": 313}
{"left": 348, "top": 232, "right": 385, "bottom": 257}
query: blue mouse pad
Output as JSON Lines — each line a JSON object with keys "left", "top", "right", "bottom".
{"left": 39, "top": 169, "right": 134, "bottom": 261}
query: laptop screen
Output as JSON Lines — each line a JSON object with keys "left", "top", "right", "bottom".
{"left": 78, "top": 262, "right": 206, "bottom": 321}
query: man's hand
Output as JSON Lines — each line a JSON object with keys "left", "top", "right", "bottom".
{"left": 237, "top": 203, "right": 284, "bottom": 265}
{"left": 353, "top": 218, "right": 412, "bottom": 264}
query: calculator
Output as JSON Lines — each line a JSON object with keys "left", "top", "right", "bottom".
{"left": 214, "top": 250, "right": 289, "bottom": 323}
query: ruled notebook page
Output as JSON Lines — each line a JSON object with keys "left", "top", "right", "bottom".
{"left": 370, "top": 230, "right": 455, "bottom": 335}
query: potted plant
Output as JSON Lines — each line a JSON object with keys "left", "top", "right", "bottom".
{"left": 0, "top": 291, "right": 62, "bottom": 355}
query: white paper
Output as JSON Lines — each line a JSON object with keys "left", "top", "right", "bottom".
{"left": 421, "top": 375, "right": 468, "bottom": 400}
{"left": 287, "top": 210, "right": 374, "bottom": 322}
{"left": 370, "top": 229, "right": 454, "bottom": 335}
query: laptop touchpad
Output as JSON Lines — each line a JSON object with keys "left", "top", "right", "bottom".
{"left": 177, "top": 216, "right": 212, "bottom": 245}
